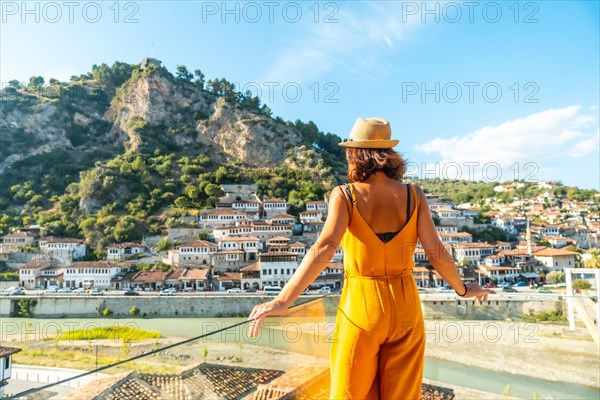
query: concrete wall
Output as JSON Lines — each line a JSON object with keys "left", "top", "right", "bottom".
{"left": 0, "top": 295, "right": 563, "bottom": 320}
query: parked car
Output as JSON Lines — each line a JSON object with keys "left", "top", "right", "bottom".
{"left": 44, "top": 287, "right": 58, "bottom": 294}
{"left": 57, "top": 288, "right": 72, "bottom": 293}
{"left": 123, "top": 289, "right": 139, "bottom": 296}
{"left": 226, "top": 288, "right": 241, "bottom": 293}
{"left": 72, "top": 288, "right": 87, "bottom": 294}
{"left": 515, "top": 281, "right": 528, "bottom": 287}
{"left": 502, "top": 286, "right": 517, "bottom": 292}
{"left": 537, "top": 287, "right": 551, "bottom": 293}
{"left": 3, "top": 287, "right": 18, "bottom": 295}
{"left": 159, "top": 290, "right": 175, "bottom": 296}
{"left": 497, "top": 282, "right": 512, "bottom": 288}
{"left": 162, "top": 287, "right": 177, "bottom": 293}
{"left": 436, "top": 285, "right": 453, "bottom": 293}
{"left": 263, "top": 286, "right": 282, "bottom": 295}
{"left": 89, "top": 289, "right": 104, "bottom": 296}
{"left": 243, "top": 287, "right": 258, "bottom": 293}
{"left": 417, "top": 287, "right": 427, "bottom": 293}
{"left": 8, "top": 289, "right": 25, "bottom": 296}
{"left": 317, "top": 286, "right": 332, "bottom": 294}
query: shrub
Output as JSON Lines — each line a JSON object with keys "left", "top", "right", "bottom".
{"left": 129, "top": 306, "right": 140, "bottom": 316}
{"left": 573, "top": 279, "right": 591, "bottom": 290}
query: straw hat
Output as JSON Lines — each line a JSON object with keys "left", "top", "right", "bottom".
{"left": 338, "top": 117, "right": 399, "bottom": 148}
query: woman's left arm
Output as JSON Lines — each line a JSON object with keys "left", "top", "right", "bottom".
{"left": 247, "top": 186, "right": 350, "bottom": 338}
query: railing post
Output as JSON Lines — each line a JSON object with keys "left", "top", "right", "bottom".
{"left": 565, "top": 268, "right": 575, "bottom": 331}
{"left": 595, "top": 270, "right": 600, "bottom": 342}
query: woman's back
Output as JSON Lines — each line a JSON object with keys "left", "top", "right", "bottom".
{"left": 340, "top": 175, "right": 421, "bottom": 278}
{"left": 348, "top": 177, "right": 416, "bottom": 239}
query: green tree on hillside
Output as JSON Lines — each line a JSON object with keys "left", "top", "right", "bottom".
{"left": 176, "top": 65, "right": 193, "bottom": 81}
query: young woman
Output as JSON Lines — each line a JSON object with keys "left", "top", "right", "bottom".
{"left": 247, "top": 117, "right": 495, "bottom": 399}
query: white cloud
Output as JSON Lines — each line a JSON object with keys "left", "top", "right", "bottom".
{"left": 567, "top": 128, "right": 600, "bottom": 158}
{"left": 263, "top": 2, "right": 423, "bottom": 83}
{"left": 413, "top": 106, "right": 599, "bottom": 181}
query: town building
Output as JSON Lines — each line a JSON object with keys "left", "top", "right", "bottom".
{"left": 39, "top": 237, "right": 86, "bottom": 262}
{"left": 107, "top": 242, "right": 147, "bottom": 261}
{"left": 0, "top": 346, "right": 21, "bottom": 398}
{"left": 63, "top": 261, "right": 122, "bottom": 289}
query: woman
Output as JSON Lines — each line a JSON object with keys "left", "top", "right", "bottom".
{"left": 247, "top": 117, "right": 495, "bottom": 399}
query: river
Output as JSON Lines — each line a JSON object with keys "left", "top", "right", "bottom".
{"left": 3, "top": 317, "right": 598, "bottom": 399}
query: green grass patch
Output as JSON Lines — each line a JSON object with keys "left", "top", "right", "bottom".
{"left": 521, "top": 310, "right": 567, "bottom": 323}
{"left": 49, "top": 325, "right": 161, "bottom": 343}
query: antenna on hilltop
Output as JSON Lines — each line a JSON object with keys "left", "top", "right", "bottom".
{"left": 151, "top": 42, "right": 155, "bottom": 58}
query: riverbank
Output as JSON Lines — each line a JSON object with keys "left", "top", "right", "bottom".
{"left": 423, "top": 320, "right": 599, "bottom": 389}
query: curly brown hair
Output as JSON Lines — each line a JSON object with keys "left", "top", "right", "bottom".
{"left": 345, "top": 147, "right": 407, "bottom": 182}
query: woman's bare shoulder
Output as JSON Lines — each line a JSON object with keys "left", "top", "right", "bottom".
{"left": 410, "top": 183, "right": 426, "bottom": 198}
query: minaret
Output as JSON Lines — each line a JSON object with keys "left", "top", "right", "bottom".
{"left": 526, "top": 217, "right": 532, "bottom": 255}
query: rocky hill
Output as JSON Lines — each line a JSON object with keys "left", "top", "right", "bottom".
{"left": 0, "top": 59, "right": 345, "bottom": 248}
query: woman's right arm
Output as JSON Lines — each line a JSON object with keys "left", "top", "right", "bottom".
{"left": 413, "top": 185, "right": 495, "bottom": 302}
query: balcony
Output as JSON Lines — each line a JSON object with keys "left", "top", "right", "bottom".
{"left": 3, "top": 287, "right": 599, "bottom": 399}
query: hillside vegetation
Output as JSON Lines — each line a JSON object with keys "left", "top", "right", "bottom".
{"left": 1, "top": 61, "right": 597, "bottom": 258}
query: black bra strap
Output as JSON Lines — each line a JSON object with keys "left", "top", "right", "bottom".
{"left": 344, "top": 183, "right": 355, "bottom": 204}
{"left": 406, "top": 183, "right": 411, "bottom": 222}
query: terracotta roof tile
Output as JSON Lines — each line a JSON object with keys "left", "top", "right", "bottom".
{"left": 0, "top": 346, "right": 21, "bottom": 358}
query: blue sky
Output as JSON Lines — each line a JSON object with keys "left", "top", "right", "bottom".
{"left": 1, "top": 0, "right": 599, "bottom": 190}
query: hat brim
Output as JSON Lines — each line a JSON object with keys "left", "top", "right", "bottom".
{"left": 338, "top": 139, "right": 400, "bottom": 148}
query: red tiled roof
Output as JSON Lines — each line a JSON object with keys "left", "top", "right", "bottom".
{"left": 180, "top": 268, "right": 209, "bottom": 280}
{"left": 70, "top": 261, "right": 111, "bottom": 269}
{"left": 269, "top": 213, "right": 296, "bottom": 219}
{"left": 18, "top": 259, "right": 54, "bottom": 270}
{"left": 179, "top": 240, "right": 217, "bottom": 248}
{"left": 68, "top": 363, "right": 285, "bottom": 400}
{"left": 40, "top": 236, "right": 85, "bottom": 244}
{"left": 532, "top": 247, "right": 580, "bottom": 257}
{"left": 0, "top": 346, "right": 21, "bottom": 358}
{"left": 107, "top": 242, "right": 145, "bottom": 250}
{"left": 241, "top": 262, "right": 260, "bottom": 272}
{"left": 218, "top": 272, "right": 242, "bottom": 281}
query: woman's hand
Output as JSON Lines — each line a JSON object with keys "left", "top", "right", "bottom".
{"left": 247, "top": 298, "right": 290, "bottom": 338}
{"left": 462, "top": 283, "right": 496, "bottom": 304}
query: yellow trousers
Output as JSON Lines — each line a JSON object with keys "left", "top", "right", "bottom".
{"left": 329, "top": 272, "right": 425, "bottom": 399}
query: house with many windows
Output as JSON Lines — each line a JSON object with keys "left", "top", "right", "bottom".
{"left": 262, "top": 199, "right": 288, "bottom": 219}
{"left": 107, "top": 242, "right": 147, "bottom": 261}
{"left": 39, "top": 237, "right": 86, "bottom": 262}
{"left": 166, "top": 240, "right": 218, "bottom": 268}
{"left": 63, "top": 261, "right": 122, "bottom": 289}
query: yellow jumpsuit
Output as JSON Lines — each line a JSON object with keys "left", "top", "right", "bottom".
{"left": 329, "top": 182, "right": 425, "bottom": 400}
